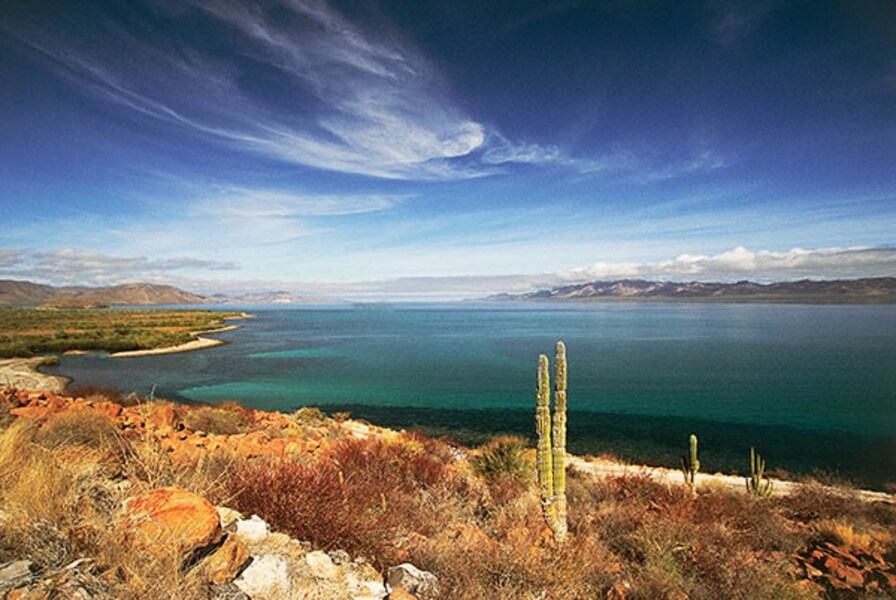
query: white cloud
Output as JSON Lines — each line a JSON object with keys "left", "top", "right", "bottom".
{"left": 0, "top": 249, "right": 25, "bottom": 269}
{"left": 562, "top": 245, "right": 896, "bottom": 283}
{"left": 196, "top": 188, "right": 410, "bottom": 218}
{"left": 2, "top": 249, "right": 238, "bottom": 286}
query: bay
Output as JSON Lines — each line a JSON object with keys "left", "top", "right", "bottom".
{"left": 55, "top": 302, "right": 896, "bottom": 489}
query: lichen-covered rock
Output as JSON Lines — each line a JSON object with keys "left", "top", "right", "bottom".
{"left": 120, "top": 487, "right": 222, "bottom": 556}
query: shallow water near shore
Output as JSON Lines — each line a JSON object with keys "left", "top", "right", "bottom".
{"left": 54, "top": 302, "right": 896, "bottom": 489}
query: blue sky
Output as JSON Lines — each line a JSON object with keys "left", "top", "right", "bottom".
{"left": 1, "top": 0, "right": 894, "bottom": 299}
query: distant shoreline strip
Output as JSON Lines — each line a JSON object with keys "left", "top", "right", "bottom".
{"left": 110, "top": 314, "right": 253, "bottom": 358}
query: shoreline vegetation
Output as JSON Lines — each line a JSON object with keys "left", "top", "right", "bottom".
{"left": 0, "top": 308, "right": 253, "bottom": 389}
{"left": 0, "top": 307, "right": 251, "bottom": 359}
{"left": 0, "top": 386, "right": 894, "bottom": 598}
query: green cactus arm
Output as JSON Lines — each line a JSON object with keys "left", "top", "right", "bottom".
{"left": 551, "top": 341, "right": 568, "bottom": 542}
{"left": 535, "top": 353, "right": 554, "bottom": 504}
{"left": 689, "top": 434, "right": 700, "bottom": 473}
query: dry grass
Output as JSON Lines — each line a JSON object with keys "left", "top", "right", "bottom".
{"left": 0, "top": 417, "right": 230, "bottom": 598}
{"left": 2, "top": 400, "right": 895, "bottom": 599}
{"left": 34, "top": 408, "right": 121, "bottom": 451}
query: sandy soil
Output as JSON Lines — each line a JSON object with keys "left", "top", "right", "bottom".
{"left": 0, "top": 358, "right": 69, "bottom": 393}
{"left": 568, "top": 455, "right": 896, "bottom": 504}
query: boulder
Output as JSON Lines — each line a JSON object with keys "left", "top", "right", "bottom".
{"left": 120, "top": 487, "right": 222, "bottom": 556}
{"left": 234, "top": 554, "right": 291, "bottom": 598}
{"left": 198, "top": 535, "right": 250, "bottom": 585}
{"left": 387, "top": 563, "right": 439, "bottom": 599}
{"left": 0, "top": 560, "right": 33, "bottom": 587}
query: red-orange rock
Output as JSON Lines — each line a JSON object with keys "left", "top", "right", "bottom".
{"left": 389, "top": 588, "right": 419, "bottom": 600}
{"left": 92, "top": 401, "right": 123, "bottom": 419}
{"left": 236, "top": 430, "right": 272, "bottom": 458}
{"left": 9, "top": 398, "right": 64, "bottom": 420}
{"left": 120, "top": 487, "right": 222, "bottom": 556}
{"left": 147, "top": 404, "right": 180, "bottom": 431}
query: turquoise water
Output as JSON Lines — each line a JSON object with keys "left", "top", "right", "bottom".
{"left": 54, "top": 303, "right": 896, "bottom": 489}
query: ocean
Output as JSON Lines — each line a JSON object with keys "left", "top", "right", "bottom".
{"left": 53, "top": 302, "right": 896, "bottom": 489}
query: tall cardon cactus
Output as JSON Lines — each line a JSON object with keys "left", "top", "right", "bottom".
{"left": 536, "top": 341, "right": 568, "bottom": 543}
{"left": 746, "top": 447, "right": 774, "bottom": 498}
{"left": 680, "top": 433, "right": 700, "bottom": 496}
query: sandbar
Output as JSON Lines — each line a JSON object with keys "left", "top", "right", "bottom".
{"left": 0, "top": 357, "right": 69, "bottom": 393}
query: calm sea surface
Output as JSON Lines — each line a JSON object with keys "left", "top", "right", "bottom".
{"left": 53, "top": 303, "right": 896, "bottom": 489}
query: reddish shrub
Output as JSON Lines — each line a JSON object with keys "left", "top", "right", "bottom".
{"left": 225, "top": 436, "right": 460, "bottom": 564}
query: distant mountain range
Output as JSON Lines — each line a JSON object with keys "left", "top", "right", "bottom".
{"left": 0, "top": 280, "right": 210, "bottom": 307}
{"left": 0, "top": 280, "right": 341, "bottom": 307}
{"left": 488, "top": 277, "right": 896, "bottom": 303}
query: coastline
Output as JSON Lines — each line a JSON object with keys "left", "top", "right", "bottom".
{"left": 0, "top": 357, "right": 69, "bottom": 393}
{"left": 0, "top": 313, "right": 254, "bottom": 387}
{"left": 109, "top": 324, "right": 240, "bottom": 358}
{"left": 110, "top": 312, "right": 253, "bottom": 358}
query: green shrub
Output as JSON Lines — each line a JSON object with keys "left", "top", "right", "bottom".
{"left": 183, "top": 406, "right": 248, "bottom": 435}
{"left": 292, "top": 406, "right": 327, "bottom": 425}
{"left": 471, "top": 435, "right": 531, "bottom": 483}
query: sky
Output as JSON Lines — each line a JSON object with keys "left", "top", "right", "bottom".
{"left": 1, "top": 0, "right": 894, "bottom": 299}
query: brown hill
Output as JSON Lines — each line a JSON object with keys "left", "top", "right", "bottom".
{"left": 43, "top": 283, "right": 210, "bottom": 307}
{"left": 0, "top": 280, "right": 209, "bottom": 307}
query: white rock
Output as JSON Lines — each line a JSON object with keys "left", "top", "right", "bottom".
{"left": 346, "top": 570, "right": 388, "bottom": 600}
{"left": 235, "top": 514, "right": 269, "bottom": 542}
{"left": 387, "top": 563, "right": 440, "bottom": 598}
{"left": 234, "top": 554, "right": 291, "bottom": 598}
{"left": 0, "top": 560, "right": 32, "bottom": 585}
{"left": 305, "top": 550, "right": 339, "bottom": 580}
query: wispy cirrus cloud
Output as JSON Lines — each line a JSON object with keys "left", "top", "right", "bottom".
{"left": 2, "top": 0, "right": 726, "bottom": 183}
{"left": 195, "top": 188, "right": 411, "bottom": 218}
{"left": 2, "top": 0, "right": 531, "bottom": 180}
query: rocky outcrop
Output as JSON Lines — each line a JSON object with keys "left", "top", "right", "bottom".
{"left": 2, "top": 490, "right": 424, "bottom": 599}
{"left": 793, "top": 541, "right": 896, "bottom": 596}
{"left": 0, "top": 387, "right": 392, "bottom": 466}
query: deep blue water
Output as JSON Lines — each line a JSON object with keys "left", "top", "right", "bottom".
{"left": 52, "top": 303, "right": 896, "bottom": 489}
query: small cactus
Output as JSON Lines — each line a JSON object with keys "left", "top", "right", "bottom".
{"left": 746, "top": 447, "right": 774, "bottom": 498}
{"left": 535, "top": 341, "right": 568, "bottom": 543}
{"left": 680, "top": 433, "right": 700, "bottom": 496}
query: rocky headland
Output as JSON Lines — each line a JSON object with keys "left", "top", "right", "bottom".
{"left": 0, "top": 386, "right": 894, "bottom": 599}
